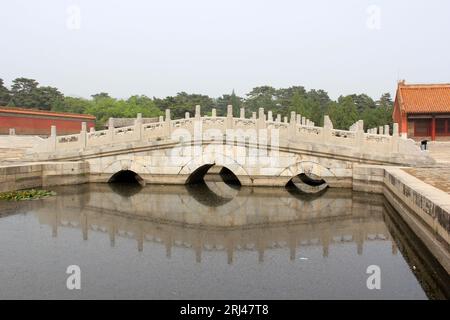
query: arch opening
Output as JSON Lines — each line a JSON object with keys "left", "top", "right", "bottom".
{"left": 108, "top": 170, "right": 145, "bottom": 186}
{"left": 186, "top": 164, "right": 241, "bottom": 187}
{"left": 185, "top": 164, "right": 241, "bottom": 205}
{"left": 286, "top": 173, "right": 328, "bottom": 194}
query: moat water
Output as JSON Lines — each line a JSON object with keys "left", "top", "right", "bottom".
{"left": 0, "top": 181, "right": 448, "bottom": 299}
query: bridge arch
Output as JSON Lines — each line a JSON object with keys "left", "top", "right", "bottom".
{"left": 279, "top": 161, "right": 335, "bottom": 193}
{"left": 103, "top": 159, "right": 149, "bottom": 186}
{"left": 179, "top": 153, "right": 252, "bottom": 186}
{"left": 108, "top": 170, "right": 145, "bottom": 186}
{"left": 103, "top": 159, "right": 149, "bottom": 175}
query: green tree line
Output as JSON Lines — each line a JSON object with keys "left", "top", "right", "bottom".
{"left": 0, "top": 77, "right": 393, "bottom": 130}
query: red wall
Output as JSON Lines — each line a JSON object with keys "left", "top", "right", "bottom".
{"left": 0, "top": 115, "right": 95, "bottom": 136}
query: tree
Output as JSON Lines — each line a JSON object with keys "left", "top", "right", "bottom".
{"left": 215, "top": 90, "right": 243, "bottom": 116}
{"left": 289, "top": 92, "right": 311, "bottom": 119}
{"left": 10, "top": 77, "right": 40, "bottom": 108}
{"left": 244, "top": 86, "right": 278, "bottom": 113}
{"left": 329, "top": 96, "right": 358, "bottom": 130}
{"left": 274, "top": 86, "right": 307, "bottom": 117}
{"left": 1, "top": 76, "right": 396, "bottom": 132}
{"left": 91, "top": 92, "right": 111, "bottom": 100}
{"left": 34, "top": 86, "right": 64, "bottom": 110}
{"left": 0, "top": 79, "right": 11, "bottom": 106}
{"left": 54, "top": 96, "right": 91, "bottom": 114}
{"left": 349, "top": 94, "right": 376, "bottom": 113}
{"left": 154, "top": 92, "right": 215, "bottom": 118}
{"left": 288, "top": 89, "right": 332, "bottom": 126}
{"left": 83, "top": 94, "right": 162, "bottom": 128}
{"left": 9, "top": 78, "right": 63, "bottom": 110}
{"left": 125, "top": 95, "right": 162, "bottom": 118}
{"left": 375, "top": 92, "right": 393, "bottom": 126}
{"left": 361, "top": 93, "right": 393, "bottom": 130}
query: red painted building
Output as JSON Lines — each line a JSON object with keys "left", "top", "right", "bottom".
{"left": 393, "top": 81, "right": 450, "bottom": 141}
{"left": 0, "top": 107, "right": 96, "bottom": 136}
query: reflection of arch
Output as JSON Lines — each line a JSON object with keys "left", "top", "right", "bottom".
{"left": 286, "top": 174, "right": 328, "bottom": 194}
{"left": 179, "top": 153, "right": 252, "bottom": 185}
{"left": 186, "top": 165, "right": 242, "bottom": 186}
{"left": 279, "top": 187, "right": 346, "bottom": 214}
{"left": 108, "top": 180, "right": 143, "bottom": 197}
{"left": 286, "top": 184, "right": 329, "bottom": 199}
{"left": 278, "top": 161, "right": 336, "bottom": 186}
{"left": 185, "top": 182, "right": 235, "bottom": 207}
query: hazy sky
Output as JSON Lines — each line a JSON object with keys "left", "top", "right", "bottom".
{"left": 1, "top": 0, "right": 449, "bottom": 100}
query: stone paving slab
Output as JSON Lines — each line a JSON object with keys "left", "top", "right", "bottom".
{"left": 402, "top": 168, "right": 450, "bottom": 194}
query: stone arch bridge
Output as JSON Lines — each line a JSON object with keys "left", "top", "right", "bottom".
{"left": 25, "top": 105, "right": 434, "bottom": 188}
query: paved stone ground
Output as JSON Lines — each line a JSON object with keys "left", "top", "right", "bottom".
{"left": 402, "top": 167, "right": 450, "bottom": 194}
{"left": 427, "top": 142, "right": 450, "bottom": 165}
{"left": 401, "top": 142, "right": 450, "bottom": 194}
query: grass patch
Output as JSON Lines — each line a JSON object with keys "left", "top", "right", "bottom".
{"left": 0, "top": 189, "right": 56, "bottom": 201}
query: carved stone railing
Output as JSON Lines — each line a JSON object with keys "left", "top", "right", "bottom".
{"left": 25, "top": 105, "right": 433, "bottom": 165}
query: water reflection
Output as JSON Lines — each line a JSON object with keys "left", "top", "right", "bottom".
{"left": 0, "top": 182, "right": 449, "bottom": 299}
{"left": 25, "top": 184, "right": 392, "bottom": 260}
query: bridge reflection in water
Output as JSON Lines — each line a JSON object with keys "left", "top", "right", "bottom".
{"left": 1, "top": 179, "right": 449, "bottom": 299}
{"left": 30, "top": 182, "right": 397, "bottom": 264}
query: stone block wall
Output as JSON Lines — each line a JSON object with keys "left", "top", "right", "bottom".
{"left": 0, "top": 162, "right": 89, "bottom": 193}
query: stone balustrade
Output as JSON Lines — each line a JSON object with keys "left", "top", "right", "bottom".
{"left": 25, "top": 105, "right": 433, "bottom": 166}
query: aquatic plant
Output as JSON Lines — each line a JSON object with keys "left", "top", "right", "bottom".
{"left": 0, "top": 189, "right": 56, "bottom": 201}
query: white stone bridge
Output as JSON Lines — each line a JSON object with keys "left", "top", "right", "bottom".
{"left": 25, "top": 105, "right": 434, "bottom": 188}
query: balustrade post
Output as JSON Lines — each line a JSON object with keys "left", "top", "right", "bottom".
{"left": 226, "top": 105, "right": 234, "bottom": 130}
{"left": 290, "top": 111, "right": 296, "bottom": 124}
{"left": 80, "top": 122, "right": 87, "bottom": 149}
{"left": 49, "top": 125, "right": 57, "bottom": 152}
{"left": 356, "top": 120, "right": 365, "bottom": 153}
{"left": 392, "top": 123, "right": 399, "bottom": 137}
{"left": 391, "top": 123, "right": 400, "bottom": 153}
{"left": 240, "top": 107, "right": 245, "bottom": 119}
{"left": 258, "top": 108, "right": 266, "bottom": 130}
{"left": 322, "top": 115, "right": 333, "bottom": 143}
{"left": 227, "top": 105, "right": 233, "bottom": 117}
{"left": 134, "top": 113, "right": 142, "bottom": 141}
{"left": 165, "top": 109, "right": 171, "bottom": 137}
{"left": 108, "top": 118, "right": 114, "bottom": 142}
{"left": 195, "top": 105, "right": 201, "bottom": 120}
{"left": 289, "top": 111, "right": 296, "bottom": 137}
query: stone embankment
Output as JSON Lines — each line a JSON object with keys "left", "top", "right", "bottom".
{"left": 354, "top": 165, "right": 450, "bottom": 274}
